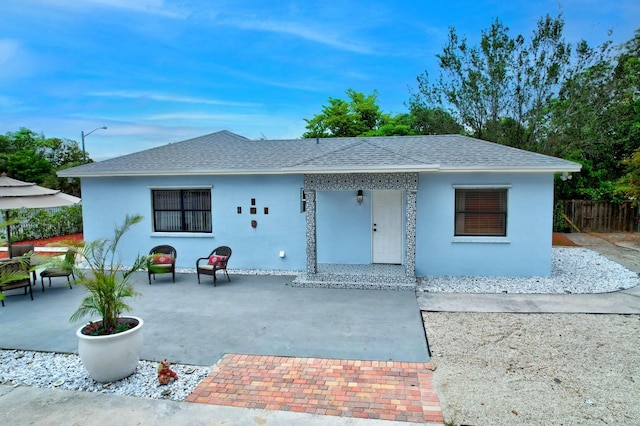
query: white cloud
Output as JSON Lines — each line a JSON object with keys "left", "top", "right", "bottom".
{"left": 83, "top": 0, "right": 189, "bottom": 18}
{"left": 144, "top": 112, "right": 256, "bottom": 121}
{"left": 215, "top": 66, "right": 331, "bottom": 92}
{"left": 0, "top": 39, "right": 20, "bottom": 63}
{"left": 0, "top": 95, "right": 22, "bottom": 108}
{"left": 87, "top": 90, "right": 260, "bottom": 107}
{"left": 0, "top": 39, "right": 36, "bottom": 80}
{"left": 24, "top": 0, "right": 188, "bottom": 19}
{"left": 222, "top": 18, "right": 375, "bottom": 54}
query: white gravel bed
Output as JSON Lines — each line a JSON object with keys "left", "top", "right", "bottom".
{"left": 418, "top": 247, "right": 639, "bottom": 294}
{"left": 0, "top": 350, "right": 211, "bottom": 401}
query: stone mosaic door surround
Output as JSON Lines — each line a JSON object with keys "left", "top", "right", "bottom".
{"left": 303, "top": 172, "right": 418, "bottom": 278}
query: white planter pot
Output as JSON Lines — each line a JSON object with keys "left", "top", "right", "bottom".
{"left": 76, "top": 316, "right": 144, "bottom": 383}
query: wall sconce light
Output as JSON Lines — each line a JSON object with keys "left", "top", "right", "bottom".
{"left": 560, "top": 172, "right": 572, "bottom": 181}
{"left": 357, "top": 189, "right": 364, "bottom": 204}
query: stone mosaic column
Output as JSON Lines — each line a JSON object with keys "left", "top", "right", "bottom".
{"left": 405, "top": 189, "right": 417, "bottom": 277}
{"left": 305, "top": 189, "right": 317, "bottom": 274}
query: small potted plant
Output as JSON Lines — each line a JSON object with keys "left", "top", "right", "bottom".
{"left": 70, "top": 214, "right": 148, "bottom": 382}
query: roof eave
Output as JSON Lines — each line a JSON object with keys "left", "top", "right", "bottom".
{"left": 58, "top": 163, "right": 581, "bottom": 178}
{"left": 439, "top": 165, "right": 582, "bottom": 173}
{"left": 57, "top": 165, "right": 442, "bottom": 178}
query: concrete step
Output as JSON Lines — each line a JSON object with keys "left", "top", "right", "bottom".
{"left": 293, "top": 274, "right": 416, "bottom": 291}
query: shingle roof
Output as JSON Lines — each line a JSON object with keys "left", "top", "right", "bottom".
{"left": 58, "top": 130, "right": 581, "bottom": 177}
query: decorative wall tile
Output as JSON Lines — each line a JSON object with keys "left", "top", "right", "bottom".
{"left": 301, "top": 173, "right": 418, "bottom": 288}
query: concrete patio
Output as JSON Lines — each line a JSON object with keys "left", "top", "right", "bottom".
{"left": 0, "top": 271, "right": 430, "bottom": 366}
{"left": 0, "top": 271, "right": 444, "bottom": 424}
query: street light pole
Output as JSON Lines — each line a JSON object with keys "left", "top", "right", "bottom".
{"left": 81, "top": 126, "right": 107, "bottom": 163}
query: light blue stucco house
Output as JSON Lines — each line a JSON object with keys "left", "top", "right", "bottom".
{"left": 59, "top": 130, "right": 581, "bottom": 289}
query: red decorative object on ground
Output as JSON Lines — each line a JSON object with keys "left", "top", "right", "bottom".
{"left": 157, "top": 359, "right": 179, "bottom": 385}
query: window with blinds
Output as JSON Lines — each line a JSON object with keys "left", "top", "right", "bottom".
{"left": 455, "top": 188, "right": 507, "bottom": 236}
{"left": 152, "top": 189, "right": 212, "bottom": 233}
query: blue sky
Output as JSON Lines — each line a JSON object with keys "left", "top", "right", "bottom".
{"left": 1, "top": 1, "right": 637, "bottom": 160}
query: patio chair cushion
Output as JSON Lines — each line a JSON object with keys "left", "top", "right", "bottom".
{"left": 150, "top": 263, "right": 173, "bottom": 269}
{"left": 208, "top": 255, "right": 228, "bottom": 267}
{"left": 151, "top": 254, "right": 174, "bottom": 264}
{"left": 198, "top": 264, "right": 216, "bottom": 271}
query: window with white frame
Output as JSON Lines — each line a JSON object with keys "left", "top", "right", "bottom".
{"left": 455, "top": 188, "right": 507, "bottom": 236}
{"left": 152, "top": 189, "right": 212, "bottom": 233}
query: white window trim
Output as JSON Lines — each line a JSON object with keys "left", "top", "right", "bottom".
{"left": 452, "top": 236, "right": 510, "bottom": 244}
{"left": 452, "top": 184, "right": 512, "bottom": 189}
{"left": 151, "top": 232, "right": 213, "bottom": 238}
{"left": 148, "top": 185, "right": 213, "bottom": 189}
{"left": 452, "top": 184, "right": 511, "bottom": 242}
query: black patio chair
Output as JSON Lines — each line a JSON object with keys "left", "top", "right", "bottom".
{"left": 147, "top": 245, "right": 177, "bottom": 284}
{"left": 0, "top": 257, "right": 33, "bottom": 306}
{"left": 196, "top": 246, "right": 232, "bottom": 286}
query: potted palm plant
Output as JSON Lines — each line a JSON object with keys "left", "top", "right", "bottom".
{"left": 70, "top": 214, "right": 148, "bottom": 383}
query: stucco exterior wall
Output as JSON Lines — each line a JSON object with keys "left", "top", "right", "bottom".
{"left": 81, "top": 174, "right": 307, "bottom": 271}
{"left": 316, "top": 190, "right": 372, "bottom": 264}
{"left": 80, "top": 171, "right": 555, "bottom": 277}
{"left": 415, "top": 172, "right": 554, "bottom": 277}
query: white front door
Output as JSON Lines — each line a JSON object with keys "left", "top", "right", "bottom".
{"left": 372, "top": 190, "right": 402, "bottom": 264}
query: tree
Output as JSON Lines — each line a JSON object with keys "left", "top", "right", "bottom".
{"left": 416, "top": 18, "right": 518, "bottom": 141}
{"left": 612, "top": 30, "right": 640, "bottom": 203}
{"left": 549, "top": 29, "right": 639, "bottom": 201}
{"left": 406, "top": 104, "right": 463, "bottom": 135}
{"left": 0, "top": 128, "right": 85, "bottom": 195}
{"left": 359, "top": 113, "right": 416, "bottom": 136}
{"left": 302, "top": 89, "right": 385, "bottom": 138}
{"left": 303, "top": 89, "right": 463, "bottom": 138}
{"left": 512, "top": 14, "right": 577, "bottom": 150}
{"left": 4, "top": 149, "right": 52, "bottom": 183}
{"left": 414, "top": 14, "right": 592, "bottom": 149}
{"left": 413, "top": 13, "right": 640, "bottom": 203}
{"left": 615, "top": 147, "right": 640, "bottom": 206}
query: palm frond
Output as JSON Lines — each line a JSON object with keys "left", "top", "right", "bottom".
{"left": 69, "top": 214, "right": 145, "bottom": 332}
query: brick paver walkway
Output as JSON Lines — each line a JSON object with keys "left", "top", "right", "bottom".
{"left": 187, "top": 354, "right": 444, "bottom": 424}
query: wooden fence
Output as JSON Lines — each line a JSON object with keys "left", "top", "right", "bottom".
{"left": 560, "top": 200, "right": 639, "bottom": 233}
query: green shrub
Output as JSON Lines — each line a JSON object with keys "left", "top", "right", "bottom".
{"left": 1, "top": 204, "right": 83, "bottom": 241}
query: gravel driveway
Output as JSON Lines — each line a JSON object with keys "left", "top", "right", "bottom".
{"left": 424, "top": 233, "right": 640, "bottom": 425}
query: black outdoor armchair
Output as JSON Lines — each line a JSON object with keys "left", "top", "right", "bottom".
{"left": 196, "top": 246, "right": 232, "bottom": 286}
{"left": 0, "top": 257, "right": 33, "bottom": 306}
{"left": 147, "top": 245, "right": 177, "bottom": 284}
